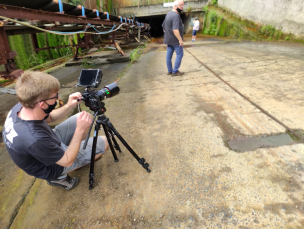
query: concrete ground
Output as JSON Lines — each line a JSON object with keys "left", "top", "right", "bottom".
{"left": 1, "top": 35, "right": 304, "bottom": 229}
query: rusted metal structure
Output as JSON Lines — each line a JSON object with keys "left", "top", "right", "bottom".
{"left": 0, "top": 0, "right": 149, "bottom": 79}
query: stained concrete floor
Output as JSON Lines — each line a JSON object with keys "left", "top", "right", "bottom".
{"left": 1, "top": 36, "right": 304, "bottom": 229}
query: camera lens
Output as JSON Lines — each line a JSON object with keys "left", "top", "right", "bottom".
{"left": 103, "top": 82, "right": 120, "bottom": 98}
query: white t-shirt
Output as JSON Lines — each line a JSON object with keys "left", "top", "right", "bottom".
{"left": 193, "top": 20, "right": 199, "bottom": 31}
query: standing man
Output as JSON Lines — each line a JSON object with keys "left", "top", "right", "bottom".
{"left": 192, "top": 17, "right": 200, "bottom": 42}
{"left": 162, "top": 0, "right": 185, "bottom": 77}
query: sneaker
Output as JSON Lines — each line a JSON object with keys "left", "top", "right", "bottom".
{"left": 172, "top": 71, "right": 184, "bottom": 77}
{"left": 167, "top": 72, "right": 172, "bottom": 75}
{"left": 47, "top": 175, "right": 79, "bottom": 191}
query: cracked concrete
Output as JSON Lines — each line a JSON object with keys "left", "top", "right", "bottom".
{"left": 1, "top": 35, "right": 304, "bottom": 228}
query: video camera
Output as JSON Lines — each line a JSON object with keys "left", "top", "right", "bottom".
{"left": 77, "top": 69, "right": 120, "bottom": 113}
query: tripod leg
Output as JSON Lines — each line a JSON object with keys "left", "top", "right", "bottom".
{"left": 101, "top": 123, "right": 119, "bottom": 162}
{"left": 105, "top": 120, "right": 151, "bottom": 173}
{"left": 109, "top": 129, "right": 122, "bottom": 153}
{"left": 89, "top": 125, "right": 100, "bottom": 190}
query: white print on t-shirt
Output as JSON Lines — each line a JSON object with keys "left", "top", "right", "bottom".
{"left": 4, "top": 110, "right": 18, "bottom": 147}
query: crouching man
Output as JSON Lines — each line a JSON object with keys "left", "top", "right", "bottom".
{"left": 2, "top": 71, "right": 109, "bottom": 190}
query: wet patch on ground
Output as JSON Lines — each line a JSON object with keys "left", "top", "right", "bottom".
{"left": 227, "top": 133, "right": 299, "bottom": 152}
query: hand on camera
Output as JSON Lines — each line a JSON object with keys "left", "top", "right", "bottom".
{"left": 67, "top": 92, "right": 82, "bottom": 108}
{"left": 76, "top": 111, "right": 92, "bottom": 131}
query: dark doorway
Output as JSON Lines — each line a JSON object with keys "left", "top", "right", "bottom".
{"left": 136, "top": 13, "right": 186, "bottom": 38}
{"left": 136, "top": 14, "right": 166, "bottom": 37}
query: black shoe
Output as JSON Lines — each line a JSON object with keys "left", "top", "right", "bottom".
{"left": 47, "top": 175, "right": 79, "bottom": 191}
{"left": 172, "top": 71, "right": 184, "bottom": 77}
{"left": 167, "top": 72, "right": 172, "bottom": 75}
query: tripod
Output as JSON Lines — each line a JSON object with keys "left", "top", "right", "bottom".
{"left": 85, "top": 104, "right": 151, "bottom": 190}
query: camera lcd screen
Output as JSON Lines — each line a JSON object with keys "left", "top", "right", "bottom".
{"left": 78, "top": 69, "right": 100, "bottom": 87}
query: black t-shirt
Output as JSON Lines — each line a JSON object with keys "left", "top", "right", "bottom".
{"left": 2, "top": 103, "right": 64, "bottom": 181}
{"left": 162, "top": 11, "right": 184, "bottom": 46}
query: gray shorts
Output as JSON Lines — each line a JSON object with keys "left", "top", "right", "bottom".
{"left": 53, "top": 114, "right": 105, "bottom": 177}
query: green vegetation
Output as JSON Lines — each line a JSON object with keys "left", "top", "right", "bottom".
{"left": 130, "top": 47, "right": 141, "bottom": 64}
{"left": 8, "top": 33, "right": 76, "bottom": 70}
{"left": 96, "top": 0, "right": 100, "bottom": 10}
{"left": 202, "top": 6, "right": 256, "bottom": 39}
{"left": 0, "top": 79, "right": 10, "bottom": 84}
{"left": 130, "top": 45, "right": 146, "bottom": 64}
{"left": 186, "top": 6, "right": 192, "bottom": 14}
{"left": 201, "top": 5, "right": 303, "bottom": 42}
{"left": 261, "top": 25, "right": 276, "bottom": 37}
{"left": 81, "top": 57, "right": 89, "bottom": 67}
{"left": 107, "top": 0, "right": 112, "bottom": 13}
{"left": 211, "top": 0, "right": 218, "bottom": 6}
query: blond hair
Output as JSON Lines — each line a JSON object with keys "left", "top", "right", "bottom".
{"left": 15, "top": 71, "right": 60, "bottom": 108}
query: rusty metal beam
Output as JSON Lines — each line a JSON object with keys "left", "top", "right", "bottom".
{"left": 0, "top": 4, "right": 132, "bottom": 27}
{"left": 0, "top": 69, "right": 23, "bottom": 79}
{"left": 5, "top": 28, "right": 41, "bottom": 36}
{"left": 0, "top": 27, "right": 9, "bottom": 65}
{"left": 31, "top": 33, "right": 39, "bottom": 50}
{"left": 0, "top": 4, "right": 149, "bottom": 80}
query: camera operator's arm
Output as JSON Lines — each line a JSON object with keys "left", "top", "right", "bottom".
{"left": 45, "top": 92, "right": 82, "bottom": 123}
{"left": 56, "top": 111, "right": 92, "bottom": 167}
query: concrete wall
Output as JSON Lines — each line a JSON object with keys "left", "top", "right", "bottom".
{"left": 183, "top": 12, "right": 205, "bottom": 34}
{"left": 115, "top": 0, "right": 204, "bottom": 8}
{"left": 117, "top": 0, "right": 207, "bottom": 17}
{"left": 218, "top": 0, "right": 304, "bottom": 36}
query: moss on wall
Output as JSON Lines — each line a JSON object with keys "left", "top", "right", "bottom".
{"left": 8, "top": 33, "right": 76, "bottom": 70}
{"left": 8, "top": 35, "right": 34, "bottom": 69}
{"left": 202, "top": 5, "right": 304, "bottom": 42}
{"left": 202, "top": 7, "right": 259, "bottom": 39}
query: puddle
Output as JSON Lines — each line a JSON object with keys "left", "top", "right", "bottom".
{"left": 227, "top": 133, "right": 299, "bottom": 152}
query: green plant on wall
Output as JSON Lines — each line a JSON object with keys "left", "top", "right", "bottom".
{"left": 8, "top": 34, "right": 34, "bottom": 69}
{"left": 209, "top": 11, "right": 217, "bottom": 35}
{"left": 96, "top": 0, "right": 100, "bottom": 10}
{"left": 285, "top": 36, "right": 291, "bottom": 41}
{"left": 211, "top": 0, "right": 217, "bottom": 6}
{"left": 8, "top": 32, "right": 76, "bottom": 70}
{"left": 186, "top": 6, "right": 192, "bottom": 14}
{"left": 261, "top": 25, "right": 276, "bottom": 38}
{"left": 107, "top": 0, "right": 112, "bottom": 14}
{"left": 199, "top": 3, "right": 301, "bottom": 42}
{"left": 274, "top": 30, "right": 282, "bottom": 39}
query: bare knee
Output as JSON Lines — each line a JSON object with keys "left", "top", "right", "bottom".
{"left": 101, "top": 136, "right": 109, "bottom": 151}
{"left": 95, "top": 154, "right": 102, "bottom": 160}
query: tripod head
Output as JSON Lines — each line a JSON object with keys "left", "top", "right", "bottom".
{"left": 81, "top": 82, "right": 119, "bottom": 114}
{"left": 77, "top": 69, "right": 120, "bottom": 114}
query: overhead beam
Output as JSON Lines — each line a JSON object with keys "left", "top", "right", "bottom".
{"left": 0, "top": 4, "right": 134, "bottom": 27}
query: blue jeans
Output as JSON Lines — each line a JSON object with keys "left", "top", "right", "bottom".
{"left": 166, "top": 45, "right": 184, "bottom": 74}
